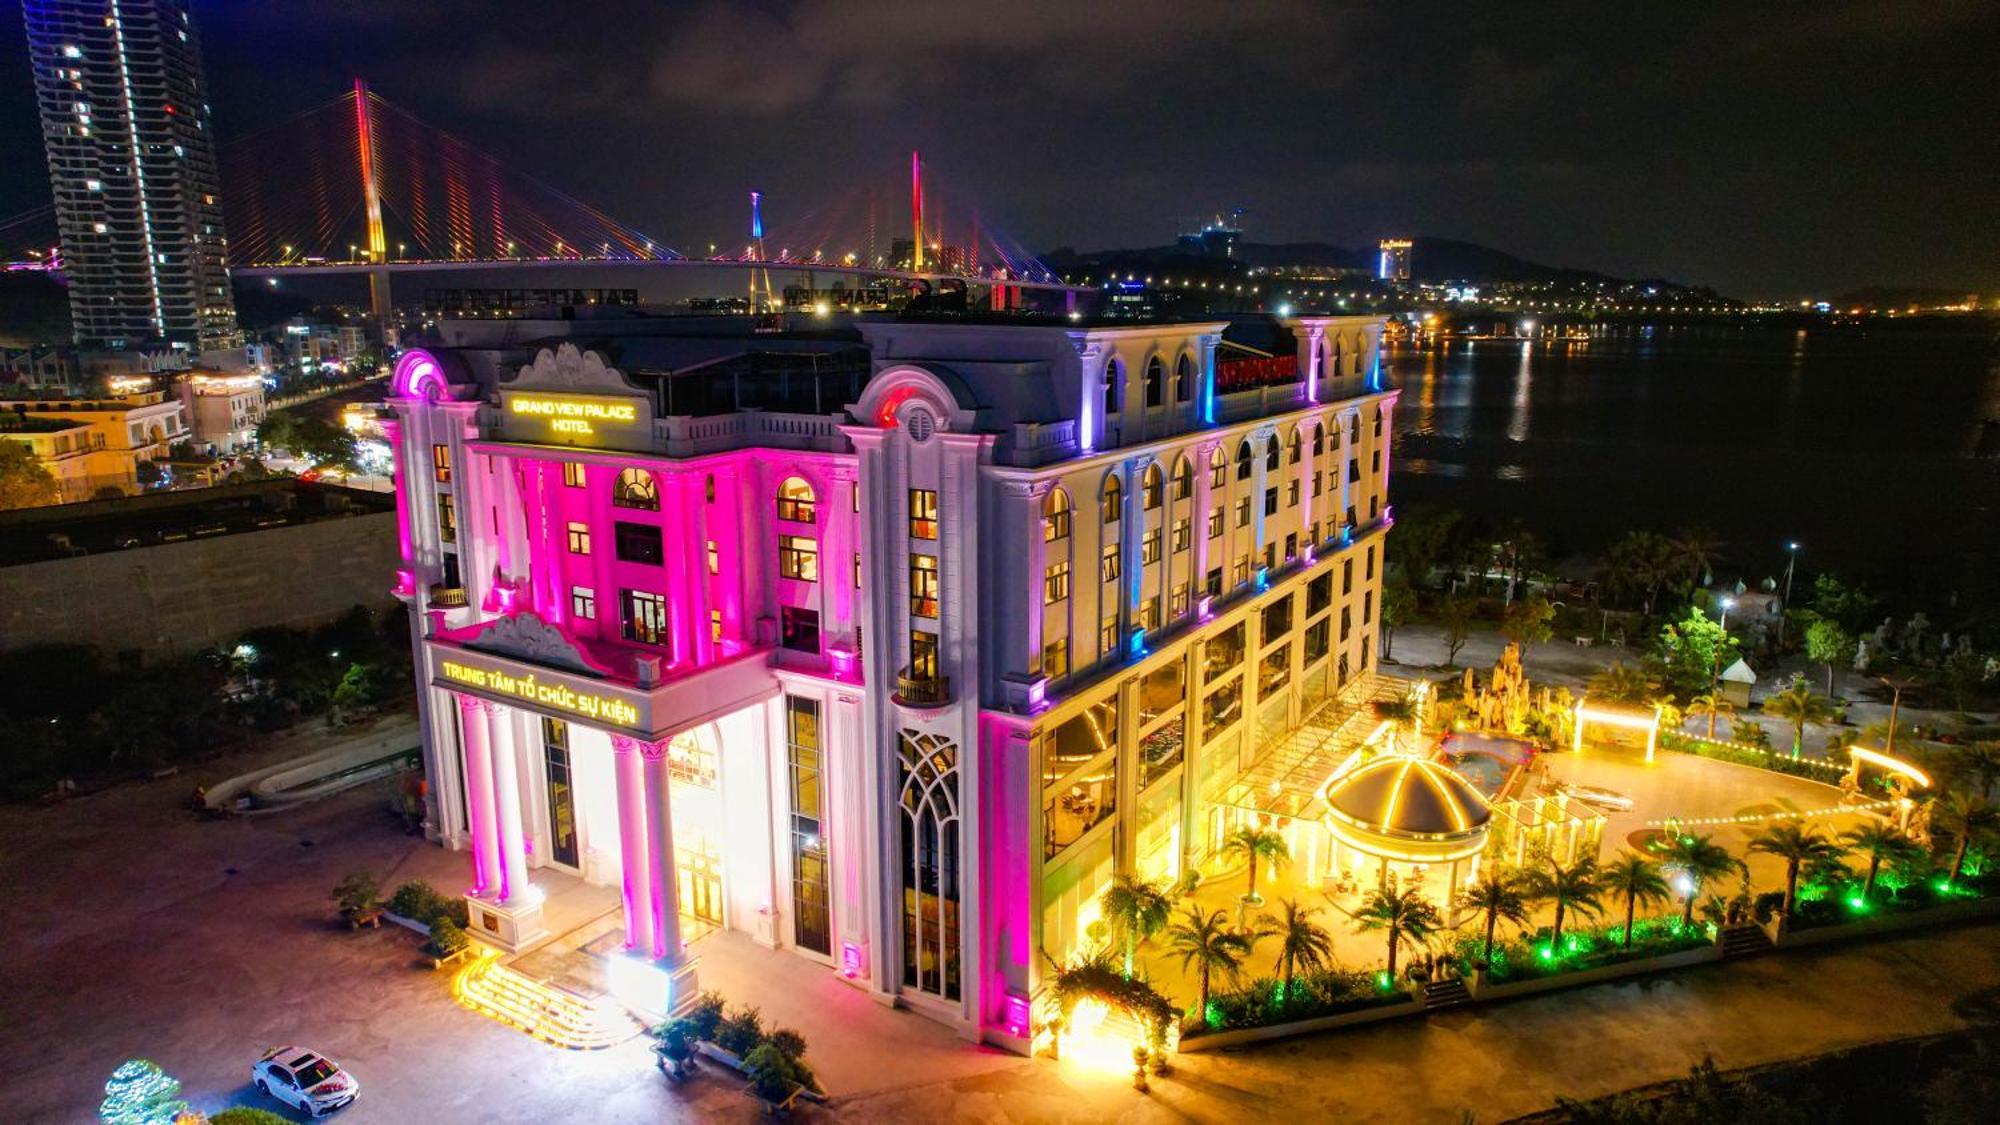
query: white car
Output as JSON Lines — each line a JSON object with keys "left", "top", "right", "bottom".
{"left": 1567, "top": 784, "right": 1636, "bottom": 812}
{"left": 252, "top": 1046, "right": 359, "bottom": 1117}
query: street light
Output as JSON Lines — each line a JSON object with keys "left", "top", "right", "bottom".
{"left": 1779, "top": 541, "right": 1801, "bottom": 645}
{"left": 1718, "top": 595, "right": 1735, "bottom": 632}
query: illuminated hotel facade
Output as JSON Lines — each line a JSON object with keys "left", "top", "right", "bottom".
{"left": 387, "top": 311, "right": 1392, "bottom": 1050}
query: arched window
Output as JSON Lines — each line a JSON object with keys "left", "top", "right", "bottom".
{"left": 613, "top": 467, "right": 659, "bottom": 511}
{"left": 1143, "top": 357, "right": 1164, "bottom": 408}
{"left": 1235, "top": 440, "right": 1253, "bottom": 481}
{"left": 1312, "top": 421, "right": 1325, "bottom": 457}
{"left": 1043, "top": 487, "right": 1072, "bottom": 542}
{"left": 1331, "top": 336, "right": 1345, "bottom": 378}
{"left": 1142, "top": 463, "right": 1164, "bottom": 509}
{"left": 897, "top": 730, "right": 961, "bottom": 1000}
{"left": 1175, "top": 353, "right": 1195, "bottom": 403}
{"left": 776, "top": 475, "right": 817, "bottom": 522}
{"left": 1265, "top": 435, "right": 1281, "bottom": 472}
{"left": 1209, "top": 445, "right": 1228, "bottom": 488}
{"left": 1102, "top": 360, "right": 1122, "bottom": 419}
{"left": 1348, "top": 414, "right": 1361, "bottom": 443}
{"left": 1316, "top": 342, "right": 1329, "bottom": 380}
{"left": 1287, "top": 427, "right": 1303, "bottom": 465}
{"left": 1101, "top": 473, "right": 1123, "bottom": 524}
{"left": 1172, "top": 455, "right": 1193, "bottom": 501}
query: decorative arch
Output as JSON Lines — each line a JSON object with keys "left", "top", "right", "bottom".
{"left": 1174, "top": 352, "right": 1196, "bottom": 403}
{"left": 1102, "top": 358, "right": 1124, "bottom": 418}
{"left": 1141, "top": 463, "right": 1164, "bottom": 509}
{"left": 897, "top": 729, "right": 962, "bottom": 1000}
{"left": 613, "top": 467, "right": 659, "bottom": 511}
{"left": 1171, "top": 454, "right": 1193, "bottom": 501}
{"left": 1310, "top": 417, "right": 1326, "bottom": 457}
{"left": 1287, "top": 424, "right": 1303, "bottom": 465}
{"left": 1100, "top": 471, "right": 1123, "bottom": 524}
{"left": 1264, "top": 433, "right": 1281, "bottom": 472}
{"left": 1209, "top": 444, "right": 1229, "bottom": 488}
{"left": 1143, "top": 356, "right": 1166, "bottom": 408}
{"left": 1043, "top": 486, "right": 1073, "bottom": 542}
{"left": 392, "top": 348, "right": 448, "bottom": 402}
{"left": 1235, "top": 439, "right": 1254, "bottom": 481}
{"left": 776, "top": 475, "right": 817, "bottom": 522}
{"left": 854, "top": 365, "right": 965, "bottom": 431}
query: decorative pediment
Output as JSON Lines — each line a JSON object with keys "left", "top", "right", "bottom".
{"left": 506, "top": 342, "right": 645, "bottom": 395}
{"left": 462, "top": 610, "right": 608, "bottom": 676}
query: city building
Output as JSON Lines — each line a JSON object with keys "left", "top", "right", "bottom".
{"left": 386, "top": 308, "right": 1391, "bottom": 1052}
{"left": 174, "top": 370, "right": 265, "bottom": 452}
{"left": 0, "top": 411, "right": 106, "bottom": 502}
{"left": 0, "top": 386, "right": 188, "bottom": 498}
{"left": 22, "top": 0, "right": 240, "bottom": 353}
{"left": 0, "top": 346, "right": 82, "bottom": 392}
{"left": 1377, "top": 238, "right": 1413, "bottom": 283}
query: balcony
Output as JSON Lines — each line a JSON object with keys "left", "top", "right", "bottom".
{"left": 894, "top": 667, "right": 951, "bottom": 707}
{"left": 427, "top": 583, "right": 468, "bottom": 608}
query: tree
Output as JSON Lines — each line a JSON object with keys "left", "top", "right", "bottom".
{"left": 1385, "top": 505, "right": 1462, "bottom": 588}
{"left": 1257, "top": 898, "right": 1333, "bottom": 1001}
{"left": 1438, "top": 593, "right": 1475, "bottom": 666}
{"left": 1488, "top": 521, "right": 1544, "bottom": 605}
{"left": 0, "top": 441, "right": 59, "bottom": 509}
{"left": 1600, "top": 852, "right": 1672, "bottom": 947}
{"left": 1604, "top": 530, "right": 1677, "bottom": 616}
{"left": 1526, "top": 854, "right": 1606, "bottom": 949}
{"left": 1219, "top": 825, "right": 1290, "bottom": 906}
{"left": 1942, "top": 648, "right": 1992, "bottom": 713}
{"left": 1746, "top": 823, "right": 1846, "bottom": 916}
{"left": 1349, "top": 877, "right": 1442, "bottom": 978}
{"left": 98, "top": 1059, "right": 191, "bottom": 1125}
{"left": 1167, "top": 905, "right": 1257, "bottom": 1019}
{"left": 1687, "top": 690, "right": 1735, "bottom": 740}
{"left": 1843, "top": 822, "right": 1918, "bottom": 900}
{"left": 1500, "top": 595, "right": 1555, "bottom": 656}
{"left": 1810, "top": 573, "right": 1877, "bottom": 634}
{"left": 1101, "top": 874, "right": 1174, "bottom": 979}
{"left": 1380, "top": 577, "right": 1417, "bottom": 662}
{"left": 1455, "top": 870, "right": 1531, "bottom": 966}
{"left": 1804, "top": 617, "right": 1853, "bottom": 698}
{"left": 1653, "top": 607, "right": 1741, "bottom": 697}
{"left": 1667, "top": 526, "right": 1726, "bottom": 590}
{"left": 1658, "top": 834, "right": 1744, "bottom": 929}
{"left": 1588, "top": 662, "right": 1658, "bottom": 706}
{"left": 1933, "top": 792, "right": 2000, "bottom": 885}
{"left": 1761, "top": 676, "right": 1838, "bottom": 760}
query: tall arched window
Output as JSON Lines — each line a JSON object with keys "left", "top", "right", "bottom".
{"left": 1102, "top": 360, "right": 1122, "bottom": 419}
{"left": 1175, "top": 353, "right": 1195, "bottom": 403}
{"left": 776, "top": 475, "right": 817, "bottom": 522}
{"left": 1235, "top": 440, "right": 1253, "bottom": 481}
{"left": 1208, "top": 445, "right": 1228, "bottom": 488}
{"left": 1265, "top": 435, "right": 1281, "bottom": 472}
{"left": 1172, "top": 455, "right": 1193, "bottom": 501}
{"left": 613, "top": 467, "right": 659, "bottom": 510}
{"left": 1143, "top": 357, "right": 1164, "bottom": 408}
{"left": 1311, "top": 421, "right": 1325, "bottom": 457}
{"left": 897, "top": 730, "right": 961, "bottom": 1001}
{"left": 1349, "top": 413, "right": 1361, "bottom": 443}
{"left": 1101, "top": 473, "right": 1123, "bottom": 524}
{"left": 1317, "top": 341, "right": 1329, "bottom": 380}
{"left": 1331, "top": 336, "right": 1345, "bottom": 379}
{"left": 1287, "top": 427, "right": 1303, "bottom": 465}
{"left": 1141, "top": 464, "right": 1164, "bottom": 509}
{"left": 1043, "top": 487, "right": 1073, "bottom": 542}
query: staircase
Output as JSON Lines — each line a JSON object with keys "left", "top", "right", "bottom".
{"left": 1719, "top": 923, "right": 1773, "bottom": 958}
{"left": 1422, "top": 976, "right": 1473, "bottom": 1010}
{"left": 451, "top": 951, "right": 643, "bottom": 1050}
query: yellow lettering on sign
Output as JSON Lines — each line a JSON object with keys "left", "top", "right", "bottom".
{"left": 508, "top": 396, "right": 638, "bottom": 423}
{"left": 438, "top": 659, "right": 640, "bottom": 728}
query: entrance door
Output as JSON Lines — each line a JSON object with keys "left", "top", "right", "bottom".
{"left": 678, "top": 845, "right": 723, "bottom": 926}
{"left": 542, "top": 719, "right": 580, "bottom": 870}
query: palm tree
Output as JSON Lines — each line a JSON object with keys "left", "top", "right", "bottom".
{"left": 1100, "top": 874, "right": 1175, "bottom": 979}
{"left": 1257, "top": 898, "right": 1333, "bottom": 1002}
{"left": 1952, "top": 742, "right": 2000, "bottom": 801}
{"left": 1933, "top": 792, "right": 2000, "bottom": 885}
{"left": 1657, "top": 833, "right": 1744, "bottom": 929}
{"left": 1220, "top": 825, "right": 1291, "bottom": 906}
{"left": 1761, "top": 677, "right": 1838, "bottom": 759}
{"left": 1600, "top": 852, "right": 1672, "bottom": 947}
{"left": 1525, "top": 854, "right": 1606, "bottom": 950}
{"left": 1842, "top": 821, "right": 1917, "bottom": 900}
{"left": 1349, "top": 878, "right": 1442, "bottom": 978}
{"left": 1604, "top": 530, "right": 1676, "bottom": 617}
{"left": 1167, "top": 905, "right": 1257, "bottom": 1020}
{"left": 1587, "top": 662, "right": 1656, "bottom": 706}
{"left": 1687, "top": 690, "right": 1735, "bottom": 740}
{"left": 1667, "top": 525, "right": 1726, "bottom": 590}
{"left": 1746, "top": 823, "right": 1847, "bottom": 916}
{"left": 1455, "top": 870, "right": 1531, "bottom": 966}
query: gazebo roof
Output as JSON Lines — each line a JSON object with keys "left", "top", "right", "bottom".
{"left": 1324, "top": 755, "right": 1492, "bottom": 840}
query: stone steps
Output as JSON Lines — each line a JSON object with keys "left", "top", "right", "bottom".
{"left": 451, "top": 952, "right": 642, "bottom": 1050}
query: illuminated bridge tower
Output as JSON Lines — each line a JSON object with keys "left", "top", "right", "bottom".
{"left": 354, "top": 79, "right": 393, "bottom": 335}
{"left": 24, "top": 0, "right": 240, "bottom": 352}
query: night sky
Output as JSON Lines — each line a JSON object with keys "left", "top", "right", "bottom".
{"left": 1, "top": 0, "right": 1995, "bottom": 298}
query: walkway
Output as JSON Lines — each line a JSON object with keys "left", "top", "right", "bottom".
{"left": 840, "top": 920, "right": 2000, "bottom": 1122}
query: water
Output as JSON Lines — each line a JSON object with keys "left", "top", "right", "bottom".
{"left": 1387, "top": 322, "right": 2000, "bottom": 600}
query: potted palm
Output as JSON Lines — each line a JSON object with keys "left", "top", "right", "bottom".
{"left": 1101, "top": 874, "right": 1174, "bottom": 979}
{"left": 331, "top": 872, "right": 382, "bottom": 930}
{"left": 1220, "top": 825, "right": 1290, "bottom": 907}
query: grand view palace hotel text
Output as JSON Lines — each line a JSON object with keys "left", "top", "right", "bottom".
{"left": 386, "top": 307, "right": 1393, "bottom": 1051}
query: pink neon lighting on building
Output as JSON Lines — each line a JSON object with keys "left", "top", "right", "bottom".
{"left": 391, "top": 348, "right": 447, "bottom": 401}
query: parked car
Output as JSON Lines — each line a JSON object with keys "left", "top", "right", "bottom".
{"left": 252, "top": 1046, "right": 359, "bottom": 1117}
{"left": 1567, "top": 784, "right": 1635, "bottom": 812}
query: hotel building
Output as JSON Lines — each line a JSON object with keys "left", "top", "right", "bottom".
{"left": 387, "top": 310, "right": 1392, "bottom": 1050}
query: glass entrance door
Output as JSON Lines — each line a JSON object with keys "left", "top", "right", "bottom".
{"left": 542, "top": 719, "right": 579, "bottom": 870}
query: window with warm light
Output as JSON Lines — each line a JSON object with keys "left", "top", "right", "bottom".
{"left": 778, "top": 535, "right": 819, "bottom": 581}
{"left": 909, "top": 488, "right": 938, "bottom": 539}
{"left": 777, "top": 476, "right": 817, "bottom": 522}
{"left": 910, "top": 553, "right": 939, "bottom": 617}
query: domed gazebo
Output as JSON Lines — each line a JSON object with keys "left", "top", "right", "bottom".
{"left": 1321, "top": 755, "right": 1492, "bottom": 912}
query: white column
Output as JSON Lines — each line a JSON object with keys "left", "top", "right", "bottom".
{"left": 487, "top": 703, "right": 533, "bottom": 904}
{"left": 641, "top": 739, "right": 685, "bottom": 963}
{"left": 611, "top": 736, "right": 655, "bottom": 954}
{"left": 457, "top": 694, "right": 501, "bottom": 896}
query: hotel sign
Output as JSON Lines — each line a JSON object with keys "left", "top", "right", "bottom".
{"left": 499, "top": 390, "right": 651, "bottom": 447}
{"left": 436, "top": 655, "right": 647, "bottom": 732}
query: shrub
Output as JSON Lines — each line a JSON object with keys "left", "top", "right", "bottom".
{"left": 742, "top": 1042, "right": 806, "bottom": 1104}
{"left": 1195, "top": 967, "right": 1395, "bottom": 1034}
{"left": 652, "top": 1017, "right": 696, "bottom": 1062}
{"left": 714, "top": 1005, "right": 764, "bottom": 1056}
{"left": 423, "top": 917, "right": 470, "bottom": 958}
{"left": 386, "top": 880, "right": 466, "bottom": 928}
{"left": 331, "top": 871, "right": 379, "bottom": 914}
{"left": 211, "top": 1109, "right": 294, "bottom": 1125}
{"left": 684, "top": 992, "right": 726, "bottom": 1041}
{"left": 765, "top": 1027, "right": 807, "bottom": 1061}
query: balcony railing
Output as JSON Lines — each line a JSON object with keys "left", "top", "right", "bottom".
{"left": 894, "top": 667, "right": 951, "bottom": 706}
{"left": 427, "top": 583, "right": 468, "bottom": 608}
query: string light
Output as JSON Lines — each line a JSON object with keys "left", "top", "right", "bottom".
{"left": 1647, "top": 797, "right": 1895, "bottom": 830}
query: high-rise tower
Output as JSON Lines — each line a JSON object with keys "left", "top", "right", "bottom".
{"left": 23, "top": 0, "right": 240, "bottom": 352}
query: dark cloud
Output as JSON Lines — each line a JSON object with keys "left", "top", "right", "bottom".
{"left": 0, "top": 0, "right": 1992, "bottom": 296}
